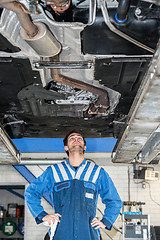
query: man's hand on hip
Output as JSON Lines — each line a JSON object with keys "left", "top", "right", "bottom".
{"left": 91, "top": 218, "right": 106, "bottom": 230}
{"left": 42, "top": 213, "right": 61, "bottom": 225}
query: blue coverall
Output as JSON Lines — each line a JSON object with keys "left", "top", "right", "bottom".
{"left": 24, "top": 159, "right": 122, "bottom": 240}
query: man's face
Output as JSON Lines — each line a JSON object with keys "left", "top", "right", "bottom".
{"left": 64, "top": 133, "right": 86, "bottom": 154}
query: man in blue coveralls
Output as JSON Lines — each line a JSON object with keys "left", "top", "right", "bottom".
{"left": 25, "top": 129, "right": 122, "bottom": 240}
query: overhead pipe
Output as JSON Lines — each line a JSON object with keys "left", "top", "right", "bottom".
{"left": 115, "top": 0, "right": 131, "bottom": 23}
{"left": 1, "top": 1, "right": 61, "bottom": 57}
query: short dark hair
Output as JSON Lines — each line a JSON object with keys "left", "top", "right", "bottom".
{"left": 63, "top": 129, "right": 86, "bottom": 146}
{"left": 63, "top": 129, "right": 86, "bottom": 156}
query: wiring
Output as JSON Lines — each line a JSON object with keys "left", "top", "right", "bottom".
{"left": 133, "top": 178, "right": 160, "bottom": 207}
{"left": 145, "top": 181, "right": 160, "bottom": 207}
{"left": 97, "top": 207, "right": 103, "bottom": 216}
{"left": 112, "top": 225, "right": 122, "bottom": 234}
{"left": 133, "top": 180, "right": 145, "bottom": 185}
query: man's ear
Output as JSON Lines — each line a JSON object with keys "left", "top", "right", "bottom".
{"left": 84, "top": 146, "right": 86, "bottom": 151}
{"left": 64, "top": 145, "right": 68, "bottom": 151}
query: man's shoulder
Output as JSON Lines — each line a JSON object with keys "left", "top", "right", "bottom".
{"left": 85, "top": 160, "right": 109, "bottom": 178}
{"left": 86, "top": 159, "right": 102, "bottom": 169}
{"left": 50, "top": 160, "right": 68, "bottom": 172}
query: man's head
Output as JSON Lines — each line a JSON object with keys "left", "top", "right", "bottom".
{"left": 63, "top": 129, "right": 86, "bottom": 156}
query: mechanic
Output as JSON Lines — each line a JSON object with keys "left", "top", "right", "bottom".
{"left": 24, "top": 129, "right": 122, "bottom": 240}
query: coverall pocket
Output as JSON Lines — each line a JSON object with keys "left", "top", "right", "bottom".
{"left": 54, "top": 181, "right": 70, "bottom": 192}
{"left": 53, "top": 181, "right": 71, "bottom": 211}
{"left": 84, "top": 181, "right": 96, "bottom": 217}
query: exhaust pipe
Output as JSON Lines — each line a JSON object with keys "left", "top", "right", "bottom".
{"left": 20, "top": 22, "right": 61, "bottom": 57}
{"left": 2, "top": 2, "right": 61, "bottom": 57}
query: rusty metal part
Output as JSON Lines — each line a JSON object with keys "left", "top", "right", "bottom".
{"left": 14, "top": 2, "right": 30, "bottom": 14}
{"left": 51, "top": 56, "right": 109, "bottom": 115}
{"left": 7, "top": 2, "right": 61, "bottom": 55}
{"left": 88, "top": 101, "right": 109, "bottom": 115}
{"left": 14, "top": 0, "right": 39, "bottom": 14}
{"left": 13, "top": 7, "right": 38, "bottom": 37}
{"left": 47, "top": 0, "right": 71, "bottom": 12}
{"left": 15, "top": 0, "right": 38, "bottom": 15}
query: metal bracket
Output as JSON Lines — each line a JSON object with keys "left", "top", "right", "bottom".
{"left": 34, "top": 61, "right": 93, "bottom": 69}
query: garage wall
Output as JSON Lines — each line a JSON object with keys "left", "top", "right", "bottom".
{"left": 0, "top": 163, "right": 160, "bottom": 240}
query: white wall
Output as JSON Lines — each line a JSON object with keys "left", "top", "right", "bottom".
{"left": 101, "top": 165, "right": 160, "bottom": 239}
{"left": 0, "top": 163, "right": 160, "bottom": 240}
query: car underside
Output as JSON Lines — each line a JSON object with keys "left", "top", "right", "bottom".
{"left": 0, "top": 0, "right": 159, "bottom": 145}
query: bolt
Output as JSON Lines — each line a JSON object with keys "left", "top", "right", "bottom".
{"left": 135, "top": 8, "right": 141, "bottom": 16}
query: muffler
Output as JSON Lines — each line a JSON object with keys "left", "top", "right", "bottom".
{"left": 20, "top": 22, "right": 61, "bottom": 57}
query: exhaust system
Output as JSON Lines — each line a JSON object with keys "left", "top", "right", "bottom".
{"left": 1, "top": 0, "right": 62, "bottom": 57}
{"left": 1, "top": 0, "right": 110, "bottom": 115}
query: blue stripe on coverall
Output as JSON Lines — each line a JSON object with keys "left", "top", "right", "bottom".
{"left": 79, "top": 161, "right": 91, "bottom": 180}
{"left": 54, "top": 164, "right": 64, "bottom": 181}
{"left": 88, "top": 165, "right": 99, "bottom": 182}
{"left": 61, "top": 161, "right": 73, "bottom": 180}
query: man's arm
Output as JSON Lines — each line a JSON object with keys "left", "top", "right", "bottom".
{"left": 97, "top": 168, "right": 122, "bottom": 230}
{"left": 24, "top": 166, "right": 55, "bottom": 224}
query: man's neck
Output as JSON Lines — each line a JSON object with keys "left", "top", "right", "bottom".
{"left": 68, "top": 152, "right": 84, "bottom": 167}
